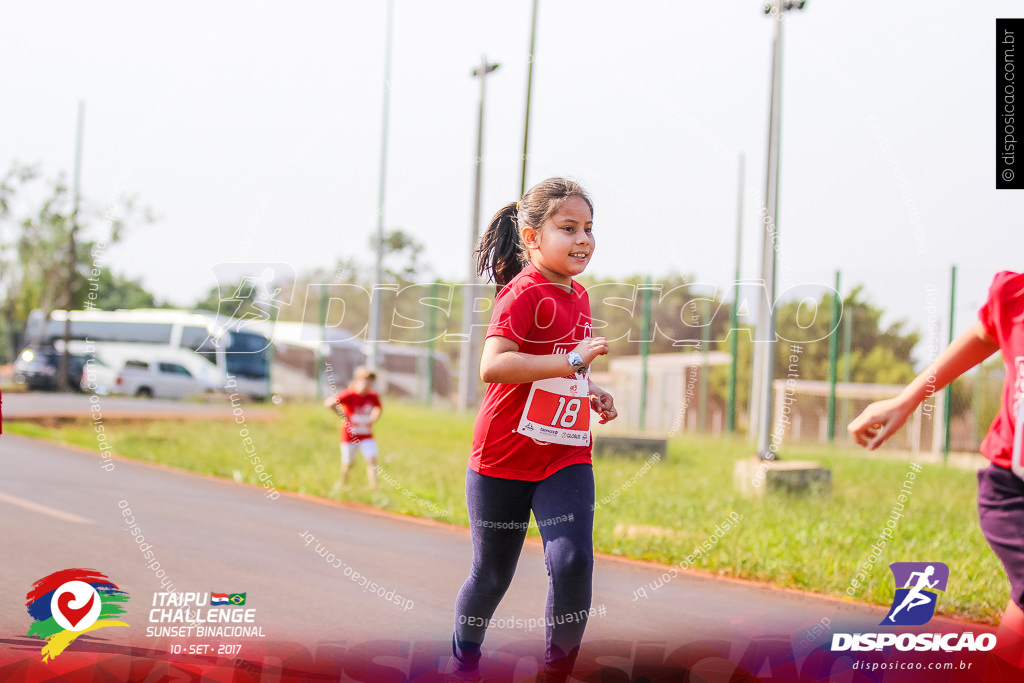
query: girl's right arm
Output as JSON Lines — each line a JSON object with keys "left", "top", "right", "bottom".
{"left": 848, "top": 321, "right": 999, "bottom": 450}
{"left": 323, "top": 395, "right": 345, "bottom": 418}
{"left": 480, "top": 336, "right": 608, "bottom": 384}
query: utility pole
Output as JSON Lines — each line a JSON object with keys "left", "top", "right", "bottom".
{"left": 58, "top": 101, "right": 85, "bottom": 393}
{"left": 520, "top": 0, "right": 539, "bottom": 196}
{"left": 368, "top": 0, "right": 394, "bottom": 371}
{"left": 753, "top": 0, "right": 807, "bottom": 459}
{"left": 458, "top": 56, "right": 500, "bottom": 412}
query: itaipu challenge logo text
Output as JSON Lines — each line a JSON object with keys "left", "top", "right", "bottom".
{"left": 25, "top": 569, "right": 130, "bottom": 661}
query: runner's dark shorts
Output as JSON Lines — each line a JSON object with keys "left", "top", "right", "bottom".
{"left": 978, "top": 462, "right": 1024, "bottom": 609}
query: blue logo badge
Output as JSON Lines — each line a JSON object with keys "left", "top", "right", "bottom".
{"left": 881, "top": 562, "right": 949, "bottom": 626}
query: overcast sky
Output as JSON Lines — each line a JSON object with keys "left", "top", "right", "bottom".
{"left": 3, "top": 1, "right": 1020, "bottom": 364}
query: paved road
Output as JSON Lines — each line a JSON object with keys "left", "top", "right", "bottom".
{"left": 0, "top": 434, "right": 992, "bottom": 680}
{"left": 2, "top": 391, "right": 278, "bottom": 422}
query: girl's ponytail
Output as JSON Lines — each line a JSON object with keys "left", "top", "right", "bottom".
{"left": 475, "top": 201, "right": 525, "bottom": 291}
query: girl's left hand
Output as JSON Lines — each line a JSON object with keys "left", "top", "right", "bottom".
{"left": 589, "top": 387, "right": 618, "bottom": 424}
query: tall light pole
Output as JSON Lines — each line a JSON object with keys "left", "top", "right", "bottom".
{"left": 753, "top": 0, "right": 806, "bottom": 459}
{"left": 58, "top": 100, "right": 85, "bottom": 393}
{"left": 520, "top": 0, "right": 539, "bottom": 196}
{"left": 458, "top": 56, "right": 500, "bottom": 412}
{"left": 368, "top": 0, "right": 394, "bottom": 371}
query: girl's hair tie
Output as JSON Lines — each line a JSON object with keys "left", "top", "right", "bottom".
{"left": 516, "top": 201, "right": 521, "bottom": 212}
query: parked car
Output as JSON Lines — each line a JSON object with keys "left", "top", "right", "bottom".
{"left": 79, "top": 356, "right": 120, "bottom": 395}
{"left": 115, "top": 359, "right": 219, "bottom": 399}
{"left": 13, "top": 346, "right": 90, "bottom": 391}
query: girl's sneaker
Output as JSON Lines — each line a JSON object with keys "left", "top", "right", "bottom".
{"left": 442, "top": 655, "right": 481, "bottom": 682}
{"left": 444, "top": 636, "right": 481, "bottom": 682}
{"left": 523, "top": 669, "right": 570, "bottom": 683}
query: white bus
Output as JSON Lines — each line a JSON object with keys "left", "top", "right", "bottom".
{"left": 251, "top": 320, "right": 452, "bottom": 401}
{"left": 25, "top": 308, "right": 272, "bottom": 399}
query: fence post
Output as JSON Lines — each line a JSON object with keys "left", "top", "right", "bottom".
{"left": 942, "top": 264, "right": 957, "bottom": 463}
{"left": 426, "top": 281, "right": 437, "bottom": 406}
{"left": 699, "top": 298, "right": 710, "bottom": 432}
{"left": 639, "top": 276, "right": 652, "bottom": 432}
{"left": 840, "top": 297, "right": 852, "bottom": 429}
{"left": 727, "top": 153, "right": 744, "bottom": 435}
{"left": 827, "top": 271, "right": 841, "bottom": 442}
{"left": 972, "top": 362, "right": 983, "bottom": 445}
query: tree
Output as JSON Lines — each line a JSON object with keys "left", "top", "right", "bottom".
{"left": 0, "top": 162, "right": 153, "bottom": 362}
{"left": 709, "top": 285, "right": 924, "bottom": 431}
{"left": 85, "top": 270, "right": 165, "bottom": 311}
{"left": 370, "top": 229, "right": 428, "bottom": 285}
{"left": 580, "top": 272, "right": 727, "bottom": 372}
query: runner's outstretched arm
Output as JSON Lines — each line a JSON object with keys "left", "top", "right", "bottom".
{"left": 849, "top": 322, "right": 999, "bottom": 450}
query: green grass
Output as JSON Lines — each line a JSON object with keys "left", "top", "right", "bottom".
{"left": 8, "top": 401, "right": 1005, "bottom": 624}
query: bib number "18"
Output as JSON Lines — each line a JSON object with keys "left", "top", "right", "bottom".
{"left": 551, "top": 397, "right": 582, "bottom": 428}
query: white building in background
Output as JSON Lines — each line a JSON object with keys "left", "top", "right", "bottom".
{"left": 591, "top": 351, "right": 732, "bottom": 435}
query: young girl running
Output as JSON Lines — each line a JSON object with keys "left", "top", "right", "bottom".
{"left": 324, "top": 367, "right": 382, "bottom": 489}
{"left": 849, "top": 271, "right": 1024, "bottom": 659}
{"left": 447, "top": 178, "right": 617, "bottom": 683}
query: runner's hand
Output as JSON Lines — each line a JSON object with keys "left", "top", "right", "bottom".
{"left": 573, "top": 337, "right": 609, "bottom": 366}
{"left": 589, "top": 386, "right": 618, "bottom": 424}
{"left": 848, "top": 397, "right": 915, "bottom": 450}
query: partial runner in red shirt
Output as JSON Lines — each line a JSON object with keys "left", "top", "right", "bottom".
{"left": 447, "top": 178, "right": 618, "bottom": 683}
{"left": 849, "top": 271, "right": 1024, "bottom": 663}
{"left": 323, "top": 367, "right": 382, "bottom": 489}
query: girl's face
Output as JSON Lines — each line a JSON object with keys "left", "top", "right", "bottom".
{"left": 354, "top": 377, "right": 373, "bottom": 394}
{"left": 521, "top": 196, "right": 595, "bottom": 288}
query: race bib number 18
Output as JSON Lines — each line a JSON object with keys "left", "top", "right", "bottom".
{"left": 516, "top": 375, "right": 591, "bottom": 446}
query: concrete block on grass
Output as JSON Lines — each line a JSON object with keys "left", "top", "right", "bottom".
{"left": 592, "top": 435, "right": 668, "bottom": 460}
{"left": 734, "top": 457, "right": 832, "bottom": 496}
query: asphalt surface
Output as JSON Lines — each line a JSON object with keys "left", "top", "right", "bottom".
{"left": 0, "top": 433, "right": 993, "bottom": 680}
{"left": 2, "top": 391, "right": 278, "bottom": 421}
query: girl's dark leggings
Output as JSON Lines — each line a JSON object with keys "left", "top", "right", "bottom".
{"left": 453, "top": 463, "right": 595, "bottom": 676}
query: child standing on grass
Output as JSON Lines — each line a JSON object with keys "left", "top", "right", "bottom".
{"left": 849, "top": 271, "right": 1024, "bottom": 661}
{"left": 324, "top": 367, "right": 382, "bottom": 489}
{"left": 446, "top": 178, "right": 618, "bottom": 683}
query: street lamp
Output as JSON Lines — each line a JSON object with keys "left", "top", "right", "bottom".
{"left": 520, "top": 0, "right": 539, "bottom": 196}
{"left": 751, "top": 0, "right": 807, "bottom": 459}
{"left": 368, "top": 0, "right": 395, "bottom": 371}
{"left": 58, "top": 101, "right": 85, "bottom": 393}
{"left": 458, "top": 56, "right": 501, "bottom": 412}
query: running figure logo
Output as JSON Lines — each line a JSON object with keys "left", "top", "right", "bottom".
{"left": 881, "top": 562, "right": 949, "bottom": 626}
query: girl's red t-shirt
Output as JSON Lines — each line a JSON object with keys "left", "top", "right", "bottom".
{"left": 470, "top": 263, "right": 594, "bottom": 481}
{"left": 978, "top": 270, "right": 1024, "bottom": 468}
{"left": 332, "top": 389, "right": 381, "bottom": 443}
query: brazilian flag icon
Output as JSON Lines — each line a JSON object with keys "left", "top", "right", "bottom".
{"left": 228, "top": 593, "right": 247, "bottom": 605}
